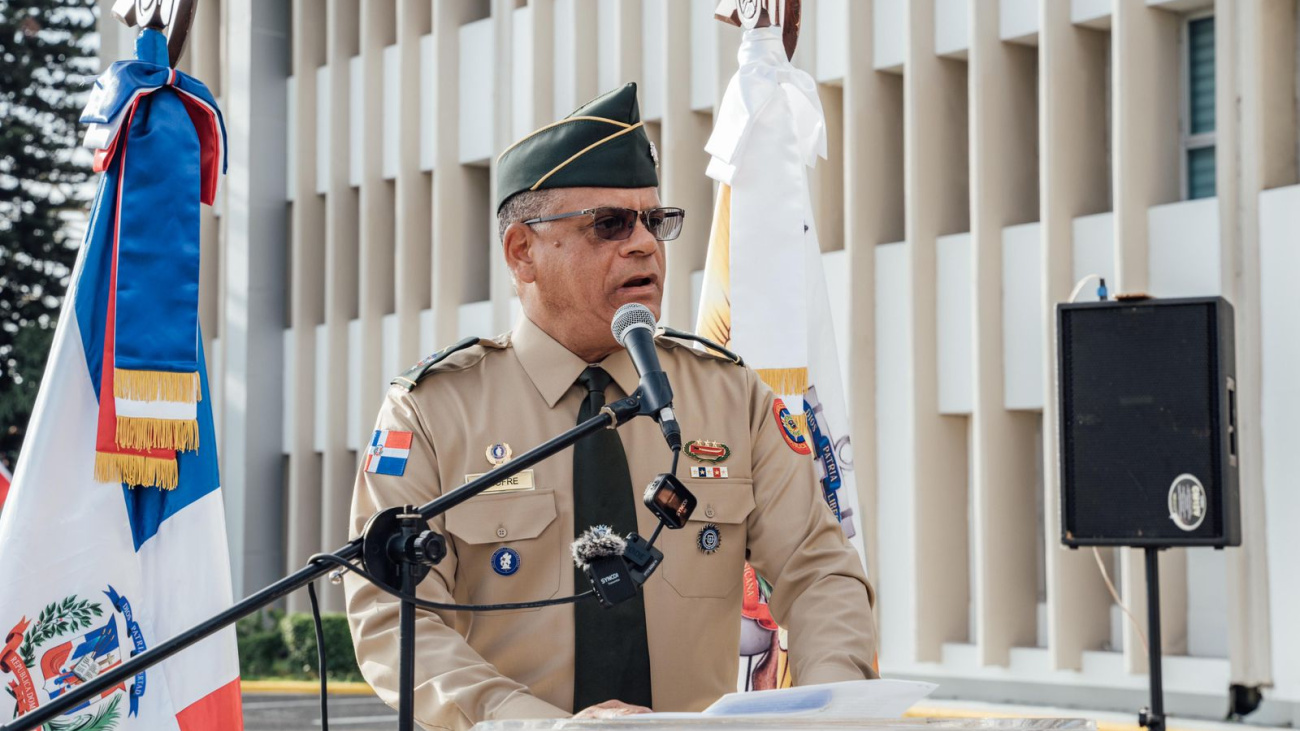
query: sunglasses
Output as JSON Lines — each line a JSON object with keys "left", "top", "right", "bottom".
{"left": 523, "top": 206, "right": 686, "bottom": 242}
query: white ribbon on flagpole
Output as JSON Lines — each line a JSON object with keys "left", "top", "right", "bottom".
{"left": 704, "top": 26, "right": 868, "bottom": 561}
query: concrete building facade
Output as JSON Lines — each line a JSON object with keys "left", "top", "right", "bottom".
{"left": 95, "top": 0, "right": 1300, "bottom": 722}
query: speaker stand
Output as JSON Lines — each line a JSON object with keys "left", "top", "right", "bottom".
{"left": 1138, "top": 547, "right": 1166, "bottom": 731}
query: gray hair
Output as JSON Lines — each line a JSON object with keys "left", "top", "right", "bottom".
{"left": 497, "top": 189, "right": 561, "bottom": 242}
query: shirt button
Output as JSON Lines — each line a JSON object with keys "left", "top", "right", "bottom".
{"left": 705, "top": 505, "right": 715, "bottom": 519}
{"left": 496, "top": 526, "right": 508, "bottom": 539}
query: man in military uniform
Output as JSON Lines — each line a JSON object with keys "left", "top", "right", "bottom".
{"left": 345, "top": 83, "right": 878, "bottom": 731}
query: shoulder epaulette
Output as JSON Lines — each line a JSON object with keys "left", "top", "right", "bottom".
{"left": 658, "top": 326, "right": 744, "bottom": 366}
{"left": 391, "top": 336, "right": 487, "bottom": 392}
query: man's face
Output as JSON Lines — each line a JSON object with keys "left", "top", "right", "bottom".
{"left": 506, "top": 186, "right": 667, "bottom": 356}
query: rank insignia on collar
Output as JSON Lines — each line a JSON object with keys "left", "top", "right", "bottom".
{"left": 697, "top": 524, "right": 721, "bottom": 554}
{"left": 492, "top": 547, "right": 520, "bottom": 576}
{"left": 685, "top": 440, "right": 730, "bottom": 464}
{"left": 689, "top": 465, "right": 729, "bottom": 479}
{"left": 486, "top": 442, "right": 512, "bottom": 466}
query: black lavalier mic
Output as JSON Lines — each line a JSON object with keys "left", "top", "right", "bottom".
{"left": 571, "top": 526, "right": 664, "bottom": 607}
{"left": 611, "top": 303, "right": 683, "bottom": 451}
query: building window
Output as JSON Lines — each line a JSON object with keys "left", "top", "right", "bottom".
{"left": 1183, "top": 14, "right": 1216, "bottom": 200}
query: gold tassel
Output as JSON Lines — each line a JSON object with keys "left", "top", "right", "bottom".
{"left": 94, "top": 452, "right": 179, "bottom": 490}
{"left": 113, "top": 369, "right": 201, "bottom": 403}
{"left": 115, "top": 416, "right": 200, "bottom": 452}
{"left": 756, "top": 367, "right": 809, "bottom": 398}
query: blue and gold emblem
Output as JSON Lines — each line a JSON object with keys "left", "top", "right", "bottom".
{"left": 697, "top": 523, "right": 721, "bottom": 554}
{"left": 486, "top": 442, "right": 512, "bottom": 466}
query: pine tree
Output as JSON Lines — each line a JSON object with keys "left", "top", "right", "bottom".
{"left": 0, "top": 0, "right": 99, "bottom": 470}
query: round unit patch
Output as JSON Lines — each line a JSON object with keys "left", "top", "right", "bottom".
{"left": 492, "top": 547, "right": 521, "bottom": 576}
{"left": 486, "top": 442, "right": 512, "bottom": 466}
{"left": 773, "top": 398, "right": 812, "bottom": 456}
{"left": 1168, "top": 473, "right": 1207, "bottom": 532}
{"left": 697, "top": 523, "right": 722, "bottom": 554}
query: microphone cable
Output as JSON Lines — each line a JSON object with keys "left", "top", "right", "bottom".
{"left": 301, "top": 553, "right": 598, "bottom": 731}
{"left": 307, "top": 553, "right": 596, "bottom": 612}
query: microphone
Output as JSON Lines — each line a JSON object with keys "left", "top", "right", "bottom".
{"left": 611, "top": 303, "right": 683, "bottom": 451}
{"left": 571, "top": 526, "right": 663, "bottom": 607}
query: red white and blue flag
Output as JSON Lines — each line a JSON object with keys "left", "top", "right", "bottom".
{"left": 365, "top": 430, "right": 413, "bottom": 477}
{"left": 0, "top": 30, "right": 241, "bottom": 730}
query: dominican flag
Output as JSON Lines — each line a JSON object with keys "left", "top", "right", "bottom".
{"left": 696, "top": 24, "right": 874, "bottom": 689}
{"left": 364, "top": 430, "right": 413, "bottom": 477}
{"left": 0, "top": 30, "right": 241, "bottom": 730}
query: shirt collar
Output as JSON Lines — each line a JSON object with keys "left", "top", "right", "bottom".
{"left": 512, "top": 315, "right": 641, "bottom": 408}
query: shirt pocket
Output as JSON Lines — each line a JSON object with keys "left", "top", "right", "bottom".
{"left": 661, "top": 479, "right": 756, "bottom": 598}
{"left": 443, "top": 490, "right": 561, "bottom": 609}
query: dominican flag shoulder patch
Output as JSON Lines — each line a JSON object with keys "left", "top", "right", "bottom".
{"left": 365, "top": 429, "right": 413, "bottom": 476}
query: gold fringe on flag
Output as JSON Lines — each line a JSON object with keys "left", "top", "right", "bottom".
{"left": 94, "top": 452, "right": 179, "bottom": 490}
{"left": 115, "top": 416, "right": 200, "bottom": 452}
{"left": 113, "top": 368, "right": 201, "bottom": 403}
{"left": 756, "top": 367, "right": 808, "bottom": 398}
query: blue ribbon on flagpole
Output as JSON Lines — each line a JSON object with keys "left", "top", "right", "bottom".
{"left": 105, "top": 586, "right": 147, "bottom": 717}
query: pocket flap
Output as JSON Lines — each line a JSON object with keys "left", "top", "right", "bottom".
{"left": 444, "top": 491, "right": 558, "bottom": 544}
{"left": 681, "top": 480, "right": 755, "bottom": 524}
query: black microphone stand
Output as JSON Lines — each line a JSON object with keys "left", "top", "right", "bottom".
{"left": 2, "top": 393, "right": 652, "bottom": 731}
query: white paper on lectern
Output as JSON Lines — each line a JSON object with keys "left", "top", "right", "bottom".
{"left": 641, "top": 679, "right": 937, "bottom": 721}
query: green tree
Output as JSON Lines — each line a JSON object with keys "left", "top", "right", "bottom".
{"left": 0, "top": 0, "right": 99, "bottom": 470}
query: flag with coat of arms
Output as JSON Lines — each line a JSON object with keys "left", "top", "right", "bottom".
{"left": 0, "top": 29, "right": 242, "bottom": 731}
{"left": 695, "top": 24, "right": 874, "bottom": 691}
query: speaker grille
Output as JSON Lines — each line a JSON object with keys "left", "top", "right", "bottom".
{"left": 1059, "top": 299, "right": 1233, "bottom": 546}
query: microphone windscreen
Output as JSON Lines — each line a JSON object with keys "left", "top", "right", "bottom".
{"left": 611, "top": 303, "right": 657, "bottom": 346}
{"left": 571, "top": 525, "right": 627, "bottom": 570}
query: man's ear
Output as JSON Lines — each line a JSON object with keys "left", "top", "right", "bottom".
{"left": 502, "top": 221, "right": 537, "bottom": 285}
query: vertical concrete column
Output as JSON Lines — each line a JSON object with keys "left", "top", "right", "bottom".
{"left": 394, "top": 0, "right": 433, "bottom": 367}
{"left": 1038, "top": 0, "right": 1114, "bottom": 671}
{"left": 903, "top": 0, "right": 972, "bottom": 663}
{"left": 356, "top": 0, "right": 397, "bottom": 452}
{"left": 659, "top": 0, "right": 713, "bottom": 331}
{"left": 221, "top": 0, "right": 290, "bottom": 599}
{"left": 843, "top": 0, "right": 903, "bottom": 590}
{"left": 285, "top": 0, "right": 327, "bottom": 613}
{"left": 1221, "top": 0, "right": 1284, "bottom": 689}
{"left": 967, "top": 0, "right": 1040, "bottom": 667}
{"left": 431, "top": 0, "right": 486, "bottom": 346}
{"left": 572, "top": 0, "right": 598, "bottom": 104}
{"left": 489, "top": 0, "right": 518, "bottom": 333}
{"left": 1112, "top": 0, "right": 1187, "bottom": 672}
{"left": 320, "top": 0, "right": 362, "bottom": 613}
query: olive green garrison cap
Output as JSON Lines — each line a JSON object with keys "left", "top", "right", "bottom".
{"left": 496, "top": 82, "right": 659, "bottom": 212}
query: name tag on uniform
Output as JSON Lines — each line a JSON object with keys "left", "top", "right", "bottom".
{"left": 465, "top": 469, "right": 536, "bottom": 494}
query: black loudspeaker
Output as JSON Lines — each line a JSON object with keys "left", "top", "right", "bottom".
{"left": 1058, "top": 296, "right": 1240, "bottom": 548}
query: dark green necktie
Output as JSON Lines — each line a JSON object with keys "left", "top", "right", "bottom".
{"left": 572, "top": 366, "right": 653, "bottom": 710}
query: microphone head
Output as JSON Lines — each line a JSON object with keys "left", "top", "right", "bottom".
{"left": 570, "top": 525, "right": 627, "bottom": 570}
{"left": 611, "top": 303, "right": 657, "bottom": 347}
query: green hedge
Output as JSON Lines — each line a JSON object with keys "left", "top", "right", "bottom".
{"left": 236, "top": 609, "right": 363, "bottom": 682}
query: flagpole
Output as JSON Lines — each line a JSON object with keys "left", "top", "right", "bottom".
{"left": 0, "top": 395, "right": 650, "bottom": 731}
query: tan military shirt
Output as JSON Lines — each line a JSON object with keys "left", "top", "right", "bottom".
{"left": 344, "top": 316, "right": 878, "bottom": 731}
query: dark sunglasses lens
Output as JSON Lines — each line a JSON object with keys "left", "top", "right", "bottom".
{"left": 591, "top": 209, "right": 638, "bottom": 240}
{"left": 647, "top": 208, "right": 684, "bottom": 241}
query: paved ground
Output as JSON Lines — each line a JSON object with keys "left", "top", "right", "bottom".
{"left": 242, "top": 693, "right": 396, "bottom": 731}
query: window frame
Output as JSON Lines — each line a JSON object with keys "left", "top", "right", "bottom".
{"left": 1180, "top": 9, "right": 1217, "bottom": 201}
